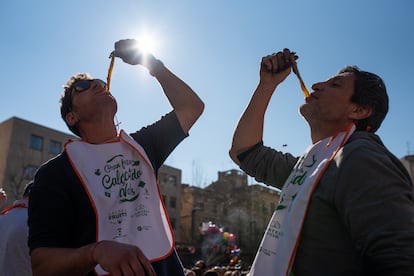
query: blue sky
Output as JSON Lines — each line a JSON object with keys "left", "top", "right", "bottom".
{"left": 1, "top": 1, "right": 413, "bottom": 186}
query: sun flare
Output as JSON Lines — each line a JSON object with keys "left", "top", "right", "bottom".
{"left": 135, "top": 33, "right": 159, "bottom": 55}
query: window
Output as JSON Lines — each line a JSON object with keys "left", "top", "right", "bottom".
{"left": 49, "top": 140, "right": 62, "bottom": 154}
{"left": 166, "top": 176, "right": 177, "bottom": 186}
{"left": 170, "top": 197, "right": 177, "bottom": 208}
{"left": 30, "top": 134, "right": 43, "bottom": 151}
{"left": 23, "top": 165, "right": 38, "bottom": 179}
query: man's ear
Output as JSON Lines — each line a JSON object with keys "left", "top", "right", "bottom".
{"left": 65, "top": 111, "right": 79, "bottom": 127}
{"left": 349, "top": 104, "right": 372, "bottom": 120}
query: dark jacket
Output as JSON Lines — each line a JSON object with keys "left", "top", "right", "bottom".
{"left": 239, "top": 131, "right": 414, "bottom": 275}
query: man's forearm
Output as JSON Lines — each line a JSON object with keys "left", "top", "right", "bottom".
{"left": 31, "top": 245, "right": 95, "bottom": 276}
{"left": 152, "top": 63, "right": 204, "bottom": 133}
{"left": 229, "top": 82, "right": 276, "bottom": 164}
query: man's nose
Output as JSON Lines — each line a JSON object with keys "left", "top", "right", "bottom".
{"left": 311, "top": 81, "right": 324, "bottom": 91}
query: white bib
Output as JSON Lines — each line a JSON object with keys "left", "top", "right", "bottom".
{"left": 249, "top": 125, "right": 355, "bottom": 276}
{"left": 65, "top": 130, "right": 174, "bottom": 275}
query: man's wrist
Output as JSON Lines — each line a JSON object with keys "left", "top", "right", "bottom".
{"left": 148, "top": 58, "right": 164, "bottom": 77}
{"left": 90, "top": 241, "right": 103, "bottom": 264}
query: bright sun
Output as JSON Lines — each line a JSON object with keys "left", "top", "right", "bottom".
{"left": 135, "top": 33, "right": 158, "bottom": 55}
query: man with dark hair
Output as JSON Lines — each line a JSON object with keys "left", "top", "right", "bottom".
{"left": 229, "top": 49, "right": 414, "bottom": 275}
{"left": 338, "top": 66, "right": 389, "bottom": 132}
{"left": 0, "top": 181, "right": 33, "bottom": 276}
{"left": 28, "top": 39, "right": 204, "bottom": 276}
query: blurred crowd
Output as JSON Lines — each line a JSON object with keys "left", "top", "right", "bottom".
{"left": 184, "top": 260, "right": 250, "bottom": 276}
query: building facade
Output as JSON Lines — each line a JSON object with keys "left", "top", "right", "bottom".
{"left": 158, "top": 164, "right": 183, "bottom": 241}
{"left": 401, "top": 155, "right": 414, "bottom": 182}
{"left": 0, "top": 117, "right": 76, "bottom": 209}
{"left": 180, "top": 169, "right": 281, "bottom": 266}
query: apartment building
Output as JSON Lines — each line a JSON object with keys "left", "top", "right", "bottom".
{"left": 401, "top": 155, "right": 414, "bottom": 182}
{"left": 180, "top": 169, "right": 280, "bottom": 265}
{"left": 0, "top": 117, "right": 76, "bottom": 208}
{"left": 158, "top": 164, "right": 183, "bottom": 241}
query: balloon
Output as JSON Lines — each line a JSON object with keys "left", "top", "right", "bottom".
{"left": 231, "top": 248, "right": 240, "bottom": 256}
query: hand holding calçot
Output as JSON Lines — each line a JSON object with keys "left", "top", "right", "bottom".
{"left": 259, "top": 48, "right": 294, "bottom": 87}
{"left": 113, "top": 38, "right": 157, "bottom": 67}
{"left": 114, "top": 39, "right": 163, "bottom": 76}
{"left": 114, "top": 39, "right": 146, "bottom": 65}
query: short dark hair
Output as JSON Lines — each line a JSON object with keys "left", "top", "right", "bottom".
{"left": 339, "top": 66, "right": 388, "bottom": 133}
{"left": 60, "top": 73, "right": 93, "bottom": 137}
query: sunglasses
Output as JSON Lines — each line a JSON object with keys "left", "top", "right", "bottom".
{"left": 71, "top": 79, "right": 107, "bottom": 93}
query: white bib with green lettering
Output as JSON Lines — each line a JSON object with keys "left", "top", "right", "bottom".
{"left": 65, "top": 130, "right": 174, "bottom": 275}
{"left": 249, "top": 125, "right": 355, "bottom": 276}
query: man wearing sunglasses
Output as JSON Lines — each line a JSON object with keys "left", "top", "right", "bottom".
{"left": 229, "top": 49, "right": 414, "bottom": 275}
{"left": 28, "top": 39, "right": 204, "bottom": 276}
